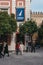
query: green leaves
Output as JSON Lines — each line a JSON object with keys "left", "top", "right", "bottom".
{"left": 19, "top": 20, "right": 38, "bottom": 36}
{"left": 38, "top": 22, "right": 43, "bottom": 46}
{"left": 0, "top": 12, "right": 17, "bottom": 36}
{"left": 19, "top": 24, "right": 25, "bottom": 35}
{"left": 9, "top": 18, "right": 17, "bottom": 32}
{"left": 38, "top": 22, "right": 43, "bottom": 39}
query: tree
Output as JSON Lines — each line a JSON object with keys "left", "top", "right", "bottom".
{"left": 19, "top": 23, "right": 26, "bottom": 35}
{"left": 19, "top": 20, "right": 38, "bottom": 41}
{"left": 0, "top": 12, "right": 17, "bottom": 42}
{"left": 38, "top": 21, "right": 43, "bottom": 46}
{"left": 19, "top": 20, "right": 37, "bottom": 35}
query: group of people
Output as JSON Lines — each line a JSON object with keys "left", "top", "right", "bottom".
{"left": 0, "top": 40, "right": 36, "bottom": 58}
{"left": 15, "top": 40, "right": 36, "bottom": 55}
{"left": 0, "top": 41, "right": 9, "bottom": 58}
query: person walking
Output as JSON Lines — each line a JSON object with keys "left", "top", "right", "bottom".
{"left": 0, "top": 41, "right": 4, "bottom": 58}
{"left": 28, "top": 41, "right": 31, "bottom": 52}
{"left": 16, "top": 42, "right": 20, "bottom": 55}
{"left": 20, "top": 41, "right": 24, "bottom": 55}
{"left": 31, "top": 40, "right": 36, "bottom": 52}
{"left": 3, "top": 41, "right": 9, "bottom": 57}
{"left": 26, "top": 41, "right": 29, "bottom": 52}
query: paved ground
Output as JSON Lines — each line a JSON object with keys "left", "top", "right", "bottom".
{"left": 0, "top": 47, "right": 43, "bottom": 65}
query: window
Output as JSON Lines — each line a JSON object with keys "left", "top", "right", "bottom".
{"left": 17, "top": 1, "right": 23, "bottom": 7}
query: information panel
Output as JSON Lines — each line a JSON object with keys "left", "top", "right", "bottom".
{"left": 16, "top": 8, "right": 25, "bottom": 21}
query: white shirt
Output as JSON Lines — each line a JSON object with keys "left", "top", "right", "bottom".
{"left": 20, "top": 44, "right": 23, "bottom": 51}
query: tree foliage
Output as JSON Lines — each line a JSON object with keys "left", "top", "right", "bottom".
{"left": 0, "top": 12, "right": 17, "bottom": 41}
{"left": 19, "top": 20, "right": 38, "bottom": 36}
{"left": 38, "top": 21, "right": 43, "bottom": 46}
{"left": 19, "top": 24, "right": 26, "bottom": 35}
{"left": 38, "top": 22, "right": 43, "bottom": 39}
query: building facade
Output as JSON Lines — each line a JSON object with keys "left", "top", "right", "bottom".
{"left": 0, "top": 0, "right": 31, "bottom": 25}
{"left": 0, "top": 0, "right": 31, "bottom": 51}
{"left": 0, "top": 0, "right": 43, "bottom": 51}
{"left": 30, "top": 12, "right": 43, "bottom": 26}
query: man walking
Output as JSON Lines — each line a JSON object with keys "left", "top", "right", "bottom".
{"left": 16, "top": 42, "right": 20, "bottom": 55}
{"left": 31, "top": 40, "right": 36, "bottom": 52}
{"left": 3, "top": 41, "right": 9, "bottom": 57}
{"left": 0, "top": 41, "right": 4, "bottom": 58}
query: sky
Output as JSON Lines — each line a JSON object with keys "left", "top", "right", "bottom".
{"left": 31, "top": 0, "right": 43, "bottom": 12}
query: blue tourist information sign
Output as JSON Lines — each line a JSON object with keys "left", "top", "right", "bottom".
{"left": 16, "top": 8, "right": 25, "bottom": 21}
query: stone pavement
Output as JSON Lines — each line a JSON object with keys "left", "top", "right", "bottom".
{"left": 0, "top": 47, "right": 43, "bottom": 65}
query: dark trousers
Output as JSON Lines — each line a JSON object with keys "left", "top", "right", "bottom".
{"left": 3, "top": 45, "right": 9, "bottom": 57}
{"left": 31, "top": 46, "right": 35, "bottom": 52}
{"left": 4, "top": 50, "right": 9, "bottom": 56}
{"left": 16, "top": 49, "right": 20, "bottom": 55}
{"left": 0, "top": 45, "right": 4, "bottom": 58}
{"left": 26, "top": 47, "right": 28, "bottom": 52}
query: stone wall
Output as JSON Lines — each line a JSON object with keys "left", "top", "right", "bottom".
{"left": 30, "top": 12, "right": 43, "bottom": 26}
